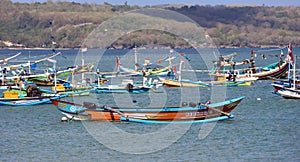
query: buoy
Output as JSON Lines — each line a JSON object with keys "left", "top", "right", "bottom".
{"left": 257, "top": 98, "right": 261, "bottom": 101}
{"left": 61, "top": 117, "right": 68, "bottom": 122}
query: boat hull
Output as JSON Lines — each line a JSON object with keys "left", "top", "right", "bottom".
{"left": 0, "top": 94, "right": 67, "bottom": 106}
{"left": 51, "top": 96, "right": 245, "bottom": 121}
{"left": 277, "top": 89, "right": 300, "bottom": 99}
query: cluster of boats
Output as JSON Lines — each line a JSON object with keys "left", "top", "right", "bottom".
{"left": 1, "top": 43, "right": 298, "bottom": 124}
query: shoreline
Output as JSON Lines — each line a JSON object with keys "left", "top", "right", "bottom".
{"left": 0, "top": 44, "right": 294, "bottom": 50}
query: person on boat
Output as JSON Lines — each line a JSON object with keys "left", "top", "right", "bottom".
{"left": 232, "top": 62, "right": 236, "bottom": 70}
{"left": 232, "top": 73, "right": 236, "bottom": 82}
{"left": 17, "top": 77, "right": 25, "bottom": 90}
{"left": 26, "top": 85, "right": 42, "bottom": 97}
{"left": 126, "top": 83, "right": 134, "bottom": 92}
{"left": 226, "top": 71, "right": 233, "bottom": 81}
{"left": 47, "top": 74, "right": 53, "bottom": 82}
{"left": 142, "top": 66, "right": 149, "bottom": 87}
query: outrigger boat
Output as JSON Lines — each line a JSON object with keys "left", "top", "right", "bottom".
{"left": 1, "top": 63, "right": 94, "bottom": 85}
{"left": 211, "top": 44, "right": 293, "bottom": 80}
{"left": 273, "top": 50, "right": 300, "bottom": 99}
{"left": 116, "top": 57, "right": 174, "bottom": 77}
{"left": 51, "top": 96, "right": 245, "bottom": 123}
{"left": 159, "top": 61, "right": 253, "bottom": 87}
{"left": 0, "top": 85, "right": 67, "bottom": 106}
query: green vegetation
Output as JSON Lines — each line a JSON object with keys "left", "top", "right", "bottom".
{"left": 0, "top": 0, "right": 299, "bottom": 48}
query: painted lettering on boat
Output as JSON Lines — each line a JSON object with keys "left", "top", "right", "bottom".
{"left": 185, "top": 111, "right": 207, "bottom": 117}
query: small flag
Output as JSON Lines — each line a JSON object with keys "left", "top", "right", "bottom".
{"left": 116, "top": 56, "right": 121, "bottom": 72}
{"left": 288, "top": 43, "right": 293, "bottom": 63}
{"left": 81, "top": 45, "right": 87, "bottom": 52}
{"left": 172, "top": 65, "right": 177, "bottom": 74}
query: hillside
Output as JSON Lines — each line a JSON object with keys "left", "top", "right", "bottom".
{"left": 0, "top": 1, "right": 300, "bottom": 49}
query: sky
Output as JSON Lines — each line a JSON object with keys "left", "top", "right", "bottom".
{"left": 11, "top": 0, "right": 300, "bottom": 6}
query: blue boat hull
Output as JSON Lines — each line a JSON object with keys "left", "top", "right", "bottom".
{"left": 120, "top": 115, "right": 234, "bottom": 124}
{"left": 0, "top": 94, "right": 68, "bottom": 106}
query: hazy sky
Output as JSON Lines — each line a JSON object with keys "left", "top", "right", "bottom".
{"left": 11, "top": 0, "right": 300, "bottom": 6}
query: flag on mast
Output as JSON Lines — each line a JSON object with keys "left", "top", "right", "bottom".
{"left": 81, "top": 45, "right": 87, "bottom": 52}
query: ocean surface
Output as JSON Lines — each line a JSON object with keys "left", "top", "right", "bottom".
{"left": 0, "top": 48, "right": 299, "bottom": 161}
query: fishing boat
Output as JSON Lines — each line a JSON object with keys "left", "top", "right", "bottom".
{"left": 211, "top": 44, "right": 293, "bottom": 80}
{"left": 273, "top": 52, "right": 300, "bottom": 99}
{"left": 159, "top": 77, "right": 209, "bottom": 87}
{"left": 113, "top": 48, "right": 191, "bottom": 78}
{"left": 116, "top": 57, "right": 174, "bottom": 77}
{"left": 0, "top": 85, "right": 67, "bottom": 106}
{"left": 159, "top": 61, "right": 252, "bottom": 87}
{"left": 276, "top": 87, "right": 300, "bottom": 99}
{"left": 0, "top": 94, "right": 67, "bottom": 106}
{"left": 50, "top": 84, "right": 91, "bottom": 97}
{"left": 159, "top": 77, "right": 252, "bottom": 87}
{"left": 51, "top": 96, "right": 245, "bottom": 123}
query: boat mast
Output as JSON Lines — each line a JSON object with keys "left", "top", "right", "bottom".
{"left": 48, "top": 59, "right": 57, "bottom": 93}
{"left": 293, "top": 53, "right": 296, "bottom": 90}
{"left": 28, "top": 60, "right": 31, "bottom": 75}
{"left": 54, "top": 61, "right": 57, "bottom": 93}
{"left": 178, "top": 60, "right": 184, "bottom": 82}
{"left": 81, "top": 47, "right": 84, "bottom": 82}
{"left": 134, "top": 46, "right": 138, "bottom": 71}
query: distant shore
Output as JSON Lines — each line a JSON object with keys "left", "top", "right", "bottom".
{"left": 0, "top": 44, "right": 294, "bottom": 50}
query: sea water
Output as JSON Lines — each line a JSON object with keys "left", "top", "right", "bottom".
{"left": 0, "top": 48, "right": 299, "bottom": 161}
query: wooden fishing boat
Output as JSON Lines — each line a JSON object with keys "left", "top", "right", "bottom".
{"left": 115, "top": 48, "right": 178, "bottom": 77}
{"left": 159, "top": 60, "right": 253, "bottom": 87}
{"left": 3, "top": 63, "right": 94, "bottom": 82}
{"left": 0, "top": 88, "right": 67, "bottom": 106}
{"left": 272, "top": 51, "right": 300, "bottom": 99}
{"left": 159, "top": 78, "right": 209, "bottom": 87}
{"left": 117, "top": 60, "right": 174, "bottom": 77}
{"left": 276, "top": 87, "right": 300, "bottom": 99}
{"left": 211, "top": 44, "right": 293, "bottom": 80}
{"left": 0, "top": 94, "right": 67, "bottom": 106}
{"left": 119, "top": 115, "right": 234, "bottom": 124}
{"left": 213, "top": 60, "right": 289, "bottom": 80}
{"left": 51, "top": 96, "right": 245, "bottom": 122}
{"left": 28, "top": 78, "right": 71, "bottom": 86}
{"left": 159, "top": 77, "right": 253, "bottom": 87}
